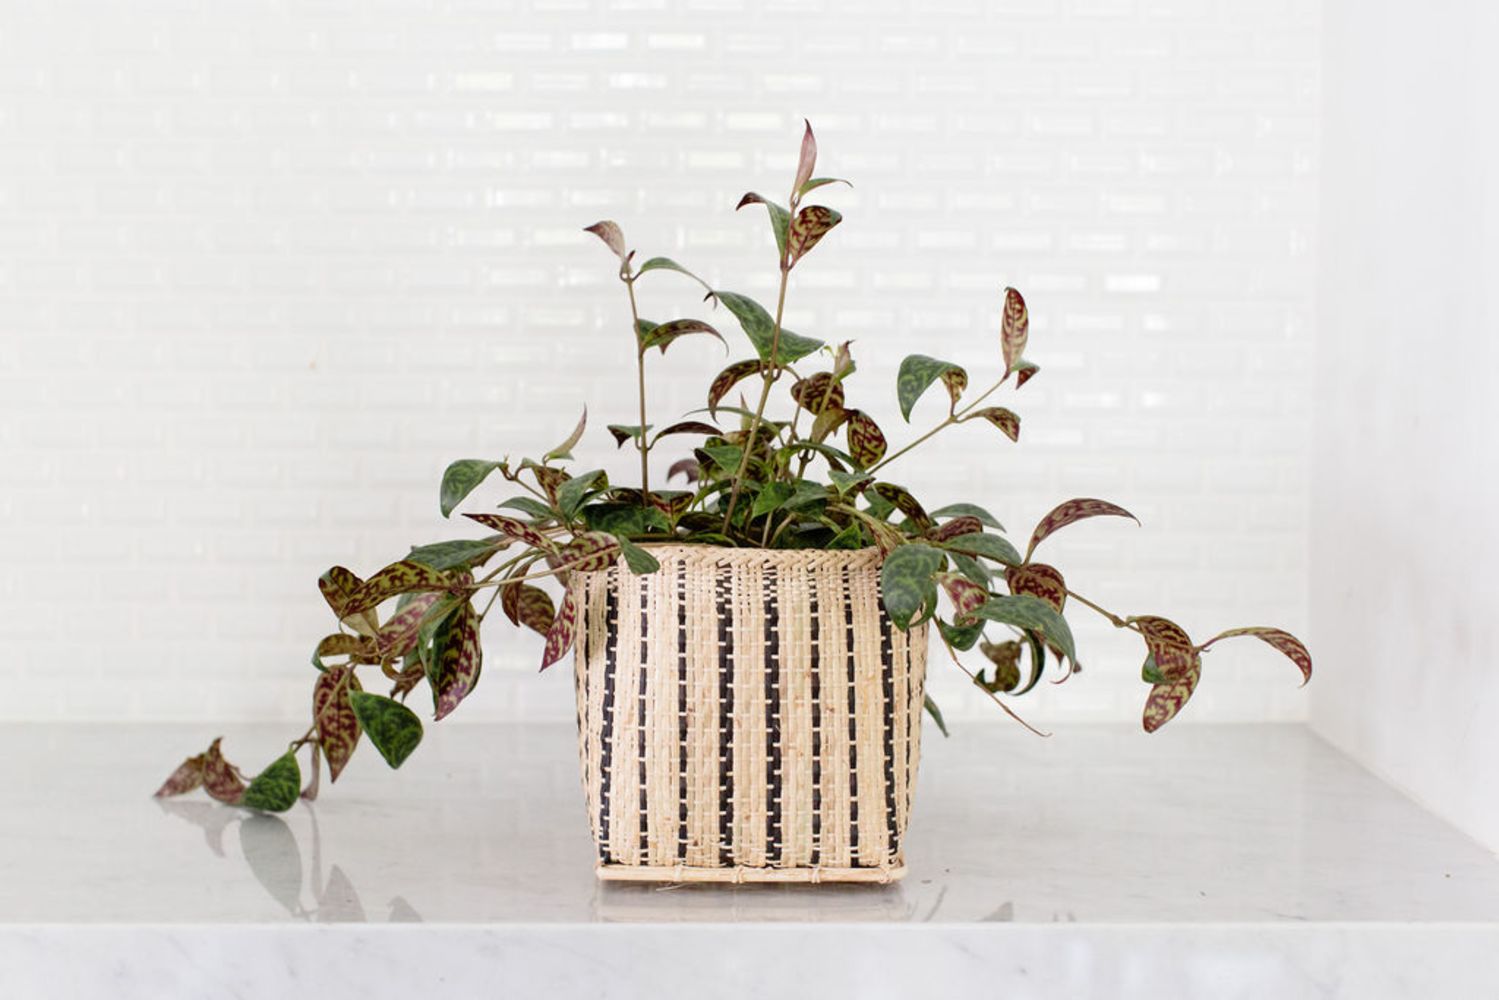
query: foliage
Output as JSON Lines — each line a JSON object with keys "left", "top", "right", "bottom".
{"left": 157, "top": 121, "right": 1312, "bottom": 812}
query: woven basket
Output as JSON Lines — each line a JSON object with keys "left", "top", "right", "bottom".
{"left": 569, "top": 544, "right": 929, "bottom": 884}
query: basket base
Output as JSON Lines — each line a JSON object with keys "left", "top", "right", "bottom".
{"left": 595, "top": 863, "right": 907, "bottom": 884}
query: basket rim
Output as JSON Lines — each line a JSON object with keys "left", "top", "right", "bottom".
{"left": 602, "top": 542, "right": 885, "bottom": 568}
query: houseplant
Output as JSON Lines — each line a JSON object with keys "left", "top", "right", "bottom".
{"left": 156, "top": 123, "right": 1312, "bottom": 882}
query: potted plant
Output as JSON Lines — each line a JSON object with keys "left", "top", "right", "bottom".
{"left": 156, "top": 123, "right": 1312, "bottom": 883}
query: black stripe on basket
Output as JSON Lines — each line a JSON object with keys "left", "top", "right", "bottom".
{"left": 598, "top": 581, "right": 620, "bottom": 865}
{"left": 676, "top": 559, "right": 688, "bottom": 862}
{"left": 879, "top": 609, "right": 899, "bottom": 859}
{"left": 638, "top": 575, "right": 650, "bottom": 855}
{"left": 844, "top": 564, "right": 860, "bottom": 862}
{"left": 716, "top": 568, "right": 734, "bottom": 867}
{"left": 764, "top": 565, "right": 783, "bottom": 864}
{"left": 809, "top": 586, "right": 822, "bottom": 867}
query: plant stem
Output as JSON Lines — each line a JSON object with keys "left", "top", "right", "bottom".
{"left": 868, "top": 373, "right": 1010, "bottom": 476}
{"left": 1065, "top": 588, "right": 1138, "bottom": 632}
{"left": 721, "top": 265, "right": 791, "bottom": 532}
{"left": 625, "top": 276, "right": 650, "bottom": 504}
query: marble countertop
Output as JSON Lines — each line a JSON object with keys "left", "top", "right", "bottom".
{"left": 2, "top": 721, "right": 1496, "bottom": 998}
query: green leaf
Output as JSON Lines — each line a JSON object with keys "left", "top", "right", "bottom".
{"left": 798, "top": 176, "right": 852, "bottom": 198}
{"left": 635, "top": 256, "right": 714, "bottom": 296}
{"left": 735, "top": 193, "right": 790, "bottom": 260}
{"left": 702, "top": 444, "right": 744, "bottom": 471}
{"left": 879, "top": 543, "right": 947, "bottom": 630}
{"left": 406, "top": 538, "right": 505, "bottom": 572}
{"left": 829, "top": 469, "right": 875, "bottom": 495}
{"left": 1141, "top": 655, "right": 1167, "bottom": 684}
{"left": 714, "top": 291, "right": 825, "bottom": 365}
{"left": 942, "top": 532, "right": 1022, "bottom": 567}
{"left": 972, "top": 595, "right": 1076, "bottom": 665}
{"left": 497, "top": 496, "right": 555, "bottom": 521}
{"left": 612, "top": 535, "right": 660, "bottom": 574}
{"left": 923, "top": 694, "right": 950, "bottom": 738}
{"left": 825, "top": 521, "right": 864, "bottom": 549}
{"left": 440, "top": 460, "right": 501, "bottom": 519}
{"left": 947, "top": 550, "right": 990, "bottom": 586}
{"left": 929, "top": 502, "right": 1005, "bottom": 531}
{"left": 241, "top": 752, "right": 302, "bottom": 813}
{"left": 543, "top": 407, "right": 587, "bottom": 462}
{"left": 751, "top": 481, "right": 795, "bottom": 519}
{"left": 896, "top": 355, "right": 967, "bottom": 421}
{"left": 784, "top": 480, "right": 830, "bottom": 510}
{"left": 348, "top": 692, "right": 424, "bottom": 769}
{"left": 580, "top": 502, "right": 670, "bottom": 536}
{"left": 608, "top": 424, "right": 649, "bottom": 448}
{"left": 556, "top": 469, "right": 607, "bottom": 520}
{"left": 937, "top": 617, "right": 984, "bottom": 652}
{"left": 415, "top": 593, "right": 465, "bottom": 671}
{"left": 640, "top": 319, "right": 725, "bottom": 354}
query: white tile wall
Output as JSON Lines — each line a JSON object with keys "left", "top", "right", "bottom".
{"left": 0, "top": 0, "right": 1318, "bottom": 726}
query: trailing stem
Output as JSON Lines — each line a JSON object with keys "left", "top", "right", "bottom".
{"left": 625, "top": 274, "right": 650, "bottom": 504}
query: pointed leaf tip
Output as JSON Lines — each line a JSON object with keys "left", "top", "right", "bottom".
{"left": 584, "top": 221, "right": 627, "bottom": 261}
{"left": 794, "top": 120, "right": 817, "bottom": 195}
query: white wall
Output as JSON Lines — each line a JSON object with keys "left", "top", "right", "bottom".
{"left": 1312, "top": 1, "right": 1499, "bottom": 852}
{"left": 0, "top": 1, "right": 1318, "bottom": 726}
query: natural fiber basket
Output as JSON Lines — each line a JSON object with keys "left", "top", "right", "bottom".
{"left": 570, "top": 545, "right": 929, "bottom": 883}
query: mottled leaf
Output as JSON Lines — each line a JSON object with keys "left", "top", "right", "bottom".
{"left": 347, "top": 560, "right": 454, "bottom": 614}
{"left": 540, "top": 586, "right": 578, "bottom": 671}
{"left": 928, "top": 516, "right": 984, "bottom": 543}
{"left": 1005, "top": 563, "right": 1067, "bottom": 613}
{"left": 714, "top": 291, "right": 825, "bottom": 364}
{"left": 556, "top": 531, "right": 621, "bottom": 573}
{"left": 935, "top": 572, "right": 988, "bottom": 622}
{"left": 501, "top": 582, "right": 555, "bottom": 637}
{"left": 972, "top": 594, "right": 1076, "bottom": 664}
{"left": 203, "top": 738, "right": 245, "bottom": 804}
{"left": 648, "top": 490, "right": 694, "bottom": 517}
{"left": 635, "top": 256, "right": 714, "bottom": 295}
{"left": 1131, "top": 615, "right": 1198, "bottom": 678}
{"left": 154, "top": 753, "right": 206, "bottom": 798}
{"left": 879, "top": 543, "right": 947, "bottom": 630}
{"left": 1198, "top": 627, "right": 1312, "bottom": 685}
{"left": 1001, "top": 286, "right": 1029, "bottom": 372}
{"left": 406, "top": 537, "right": 505, "bottom": 572}
{"left": 871, "top": 482, "right": 932, "bottom": 530}
{"left": 1142, "top": 654, "right": 1202, "bottom": 733}
{"left": 543, "top": 407, "right": 588, "bottom": 462}
{"left": 794, "top": 119, "right": 817, "bottom": 195}
{"left": 531, "top": 465, "right": 569, "bottom": 506}
{"left": 787, "top": 205, "right": 841, "bottom": 266}
{"left": 313, "top": 666, "right": 362, "bottom": 783}
{"left": 497, "top": 496, "right": 555, "bottom": 521}
{"left": 439, "top": 460, "right": 501, "bottom": 519}
{"left": 463, "top": 513, "right": 554, "bottom": 552}
{"left": 427, "top": 599, "right": 481, "bottom": 721}
{"left": 790, "top": 373, "right": 845, "bottom": 414}
{"left": 930, "top": 502, "right": 1004, "bottom": 531}
{"left": 735, "top": 193, "right": 790, "bottom": 261}
{"left": 1013, "top": 359, "right": 1040, "bottom": 388}
{"left": 1027, "top": 498, "right": 1140, "bottom": 560}
{"left": 923, "top": 693, "right": 950, "bottom": 738}
{"left": 844, "top": 409, "right": 888, "bottom": 468}
{"left": 348, "top": 692, "right": 423, "bottom": 768}
{"left": 707, "top": 359, "right": 763, "bottom": 415}
{"left": 241, "top": 752, "right": 301, "bottom": 813}
{"left": 971, "top": 406, "right": 1021, "bottom": 443}
{"left": 640, "top": 319, "right": 725, "bottom": 354}
{"left": 977, "top": 640, "right": 1023, "bottom": 693}
{"left": 941, "top": 531, "right": 1022, "bottom": 567}
{"left": 317, "top": 567, "right": 379, "bottom": 638}
{"left": 375, "top": 591, "right": 439, "bottom": 660}
{"left": 810, "top": 405, "right": 849, "bottom": 443}
{"left": 312, "top": 632, "right": 377, "bottom": 670}
{"left": 583, "top": 220, "right": 627, "bottom": 261}
{"left": 896, "top": 354, "right": 967, "bottom": 421}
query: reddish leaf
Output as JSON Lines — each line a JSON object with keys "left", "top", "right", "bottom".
{"left": 464, "top": 513, "right": 554, "bottom": 552}
{"left": 794, "top": 119, "right": 817, "bottom": 196}
{"left": 929, "top": 516, "right": 985, "bottom": 543}
{"left": 1142, "top": 653, "right": 1202, "bottom": 733}
{"left": 375, "top": 592, "right": 441, "bottom": 660}
{"left": 871, "top": 482, "right": 932, "bottom": 530}
{"left": 555, "top": 531, "right": 621, "bottom": 573}
{"left": 584, "top": 220, "right": 627, "bottom": 261}
{"left": 1132, "top": 615, "right": 1198, "bottom": 678}
{"left": 708, "top": 360, "right": 763, "bottom": 415}
{"left": 667, "top": 458, "right": 700, "bottom": 483}
{"left": 787, "top": 205, "right": 842, "bottom": 266}
{"left": 970, "top": 406, "right": 1021, "bottom": 443}
{"left": 390, "top": 656, "right": 424, "bottom": 699}
{"left": 639, "top": 319, "right": 726, "bottom": 354}
{"left": 428, "top": 600, "right": 481, "bottom": 720}
{"left": 1013, "top": 360, "right": 1040, "bottom": 388}
{"left": 1001, "top": 286, "right": 1029, "bottom": 372}
{"left": 935, "top": 572, "right": 988, "bottom": 622}
{"left": 1026, "top": 498, "right": 1139, "bottom": 560}
{"left": 845, "top": 409, "right": 888, "bottom": 468}
{"left": 810, "top": 405, "right": 849, "bottom": 444}
{"left": 654, "top": 421, "right": 721, "bottom": 441}
{"left": 940, "top": 367, "right": 968, "bottom": 408}
{"left": 540, "top": 587, "right": 578, "bottom": 671}
{"left": 313, "top": 666, "right": 363, "bottom": 782}
{"left": 318, "top": 567, "right": 380, "bottom": 637}
{"left": 501, "top": 582, "right": 556, "bottom": 637}
{"left": 347, "top": 561, "right": 455, "bottom": 614}
{"left": 531, "top": 465, "right": 570, "bottom": 506}
{"left": 154, "top": 753, "right": 206, "bottom": 798}
{"left": 1005, "top": 563, "right": 1067, "bottom": 613}
{"left": 790, "top": 373, "right": 845, "bottom": 415}
{"left": 202, "top": 738, "right": 245, "bottom": 804}
{"left": 648, "top": 490, "right": 694, "bottom": 517}
{"left": 1199, "top": 627, "right": 1312, "bottom": 685}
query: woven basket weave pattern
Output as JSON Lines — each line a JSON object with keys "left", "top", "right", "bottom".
{"left": 571, "top": 545, "right": 928, "bottom": 883}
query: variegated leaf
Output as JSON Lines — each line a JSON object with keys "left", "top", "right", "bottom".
{"left": 543, "top": 407, "right": 588, "bottom": 462}
{"left": 930, "top": 502, "right": 1004, "bottom": 531}
{"left": 463, "top": 513, "right": 554, "bottom": 552}
{"left": 556, "top": 531, "right": 621, "bottom": 573}
{"left": 1001, "top": 286, "right": 1029, "bottom": 371}
{"left": 879, "top": 543, "right": 947, "bottom": 629}
{"left": 1026, "top": 498, "right": 1140, "bottom": 560}
{"left": 501, "top": 582, "right": 556, "bottom": 637}
{"left": 896, "top": 355, "right": 967, "bottom": 421}
{"left": 583, "top": 220, "right": 627, "bottom": 261}
{"left": 977, "top": 639, "right": 1023, "bottom": 693}
{"left": 1005, "top": 563, "right": 1067, "bottom": 613}
{"left": 942, "top": 531, "right": 1023, "bottom": 567}
{"left": 864, "top": 516, "right": 906, "bottom": 556}
{"left": 871, "top": 482, "right": 932, "bottom": 530}
{"left": 608, "top": 424, "right": 648, "bottom": 448}
{"left": 241, "top": 752, "right": 301, "bottom": 813}
{"left": 531, "top": 465, "right": 570, "bottom": 506}
{"left": 317, "top": 567, "right": 380, "bottom": 638}
{"left": 787, "top": 205, "right": 841, "bottom": 266}
{"left": 313, "top": 666, "right": 363, "bottom": 783}
{"left": 427, "top": 599, "right": 481, "bottom": 720}
{"left": 639, "top": 319, "right": 726, "bottom": 354}
{"left": 971, "top": 595, "right": 1077, "bottom": 665}
{"left": 375, "top": 592, "right": 440, "bottom": 659}
{"left": 406, "top": 537, "right": 507, "bottom": 572}
{"left": 635, "top": 256, "right": 714, "bottom": 295}
{"left": 1199, "top": 627, "right": 1312, "bottom": 685}
{"left": 313, "top": 632, "right": 378, "bottom": 669}
{"left": 935, "top": 572, "right": 988, "bottom": 622}
{"left": 540, "top": 586, "right": 578, "bottom": 671}
{"left": 714, "top": 290, "right": 824, "bottom": 364}
{"left": 971, "top": 406, "right": 1021, "bottom": 443}
{"left": 810, "top": 404, "right": 849, "bottom": 443}
{"left": 790, "top": 372, "right": 845, "bottom": 414}
{"left": 736, "top": 193, "right": 790, "bottom": 261}
{"left": 348, "top": 560, "right": 454, "bottom": 614}
{"left": 348, "top": 692, "right": 423, "bottom": 768}
{"left": 649, "top": 490, "right": 694, "bottom": 518}
{"left": 794, "top": 119, "right": 817, "bottom": 195}
{"left": 390, "top": 655, "right": 424, "bottom": 699}
{"left": 1142, "top": 654, "right": 1202, "bottom": 733}
{"left": 668, "top": 458, "right": 701, "bottom": 483}
{"left": 845, "top": 409, "right": 888, "bottom": 468}
{"left": 1013, "top": 359, "right": 1040, "bottom": 388}
{"left": 928, "top": 516, "right": 984, "bottom": 543}
{"left": 202, "top": 737, "right": 245, "bottom": 804}
{"left": 439, "top": 459, "right": 501, "bottom": 518}
{"left": 154, "top": 753, "right": 207, "bottom": 798}
{"left": 1131, "top": 615, "right": 1198, "bottom": 678}
{"left": 707, "top": 359, "right": 763, "bottom": 415}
